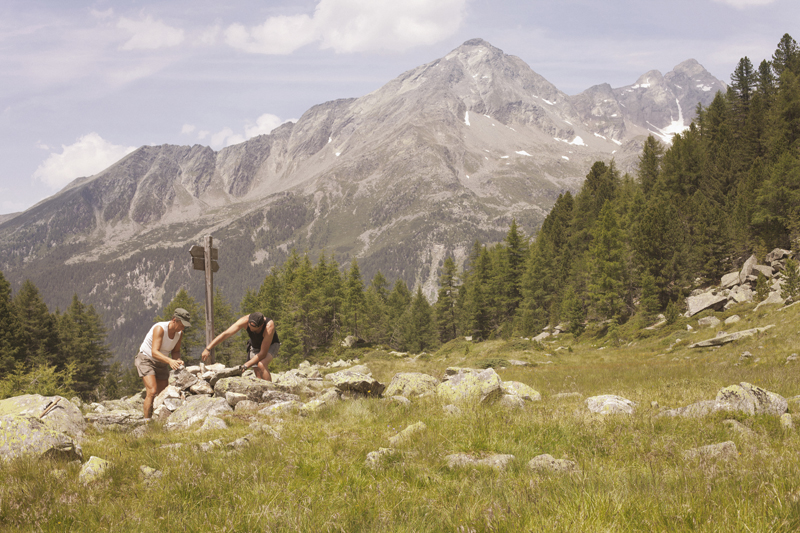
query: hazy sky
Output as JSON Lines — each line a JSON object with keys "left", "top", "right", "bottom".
{"left": 0, "top": 0, "right": 796, "bottom": 215}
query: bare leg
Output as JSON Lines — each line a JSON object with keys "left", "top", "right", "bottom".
{"left": 254, "top": 354, "right": 274, "bottom": 381}
{"left": 142, "top": 375, "right": 157, "bottom": 418}
{"left": 143, "top": 376, "right": 170, "bottom": 418}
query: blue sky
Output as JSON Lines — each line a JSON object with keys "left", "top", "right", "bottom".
{"left": 0, "top": 0, "right": 796, "bottom": 215}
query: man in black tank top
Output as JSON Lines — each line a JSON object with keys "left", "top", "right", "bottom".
{"left": 201, "top": 312, "right": 280, "bottom": 381}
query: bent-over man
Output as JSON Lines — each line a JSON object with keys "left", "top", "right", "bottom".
{"left": 201, "top": 312, "right": 280, "bottom": 381}
{"left": 136, "top": 308, "right": 190, "bottom": 420}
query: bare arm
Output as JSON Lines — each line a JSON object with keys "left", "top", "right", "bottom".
{"left": 253, "top": 320, "right": 275, "bottom": 361}
{"left": 151, "top": 325, "right": 183, "bottom": 370}
{"left": 201, "top": 315, "right": 249, "bottom": 361}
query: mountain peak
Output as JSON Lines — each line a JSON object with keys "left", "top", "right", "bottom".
{"left": 672, "top": 58, "right": 703, "bottom": 76}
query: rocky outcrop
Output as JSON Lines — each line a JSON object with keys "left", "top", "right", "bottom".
{"left": 436, "top": 368, "right": 503, "bottom": 405}
{"left": 0, "top": 415, "right": 83, "bottom": 462}
{"left": 0, "top": 394, "right": 86, "bottom": 439}
{"left": 383, "top": 372, "right": 439, "bottom": 398}
{"left": 586, "top": 395, "right": 636, "bottom": 415}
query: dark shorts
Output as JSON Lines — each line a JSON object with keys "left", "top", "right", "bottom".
{"left": 247, "top": 343, "right": 280, "bottom": 361}
{"left": 135, "top": 352, "right": 170, "bottom": 381}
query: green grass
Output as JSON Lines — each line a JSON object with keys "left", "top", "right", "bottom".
{"left": 2, "top": 303, "right": 800, "bottom": 531}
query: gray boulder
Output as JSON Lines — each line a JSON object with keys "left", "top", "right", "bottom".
{"left": 383, "top": 372, "right": 439, "bottom": 398}
{"left": 683, "top": 441, "right": 738, "bottom": 461}
{"left": 214, "top": 376, "right": 277, "bottom": 402}
{"left": 86, "top": 409, "right": 146, "bottom": 430}
{"left": 79, "top": 456, "right": 111, "bottom": 484}
{"left": 0, "top": 415, "right": 83, "bottom": 462}
{"left": 445, "top": 453, "right": 514, "bottom": 470}
{"left": 688, "top": 325, "right": 774, "bottom": 348}
{"left": 0, "top": 394, "right": 86, "bottom": 439}
{"left": 686, "top": 292, "right": 728, "bottom": 317}
{"left": 274, "top": 373, "right": 309, "bottom": 394}
{"left": 208, "top": 366, "right": 244, "bottom": 387}
{"left": 527, "top": 454, "right": 579, "bottom": 473}
{"left": 500, "top": 381, "right": 542, "bottom": 402}
{"left": 164, "top": 396, "right": 232, "bottom": 431}
{"left": 698, "top": 316, "right": 721, "bottom": 328}
{"left": 586, "top": 395, "right": 636, "bottom": 415}
{"left": 766, "top": 248, "right": 792, "bottom": 263}
{"left": 262, "top": 390, "right": 301, "bottom": 405}
{"left": 199, "top": 416, "right": 228, "bottom": 432}
{"left": 729, "top": 285, "right": 754, "bottom": 303}
{"left": 754, "top": 291, "right": 785, "bottom": 311}
{"left": 328, "top": 370, "right": 385, "bottom": 397}
{"left": 715, "top": 382, "right": 787, "bottom": 416}
{"left": 436, "top": 368, "right": 503, "bottom": 405}
{"left": 189, "top": 380, "right": 214, "bottom": 395}
{"left": 720, "top": 271, "right": 740, "bottom": 289}
{"left": 365, "top": 447, "right": 396, "bottom": 470}
{"left": 170, "top": 368, "right": 199, "bottom": 390}
{"left": 388, "top": 421, "right": 427, "bottom": 447}
{"left": 739, "top": 254, "right": 758, "bottom": 283}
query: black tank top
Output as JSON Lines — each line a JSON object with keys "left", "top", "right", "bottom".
{"left": 246, "top": 318, "right": 279, "bottom": 350}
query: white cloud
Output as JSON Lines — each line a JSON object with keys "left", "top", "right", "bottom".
{"left": 225, "top": 15, "right": 318, "bottom": 54}
{"left": 711, "top": 0, "right": 776, "bottom": 7}
{"left": 181, "top": 124, "right": 196, "bottom": 134}
{"left": 33, "top": 133, "right": 136, "bottom": 189}
{"left": 245, "top": 114, "right": 285, "bottom": 138}
{"left": 207, "top": 114, "right": 292, "bottom": 149}
{"left": 224, "top": 0, "right": 466, "bottom": 55}
{"left": 211, "top": 127, "right": 245, "bottom": 148}
{"left": 118, "top": 15, "right": 185, "bottom": 50}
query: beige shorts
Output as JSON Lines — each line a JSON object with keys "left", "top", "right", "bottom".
{"left": 247, "top": 343, "right": 280, "bottom": 361}
{"left": 135, "top": 351, "right": 170, "bottom": 381}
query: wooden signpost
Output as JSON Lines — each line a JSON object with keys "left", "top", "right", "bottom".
{"left": 190, "top": 235, "right": 219, "bottom": 367}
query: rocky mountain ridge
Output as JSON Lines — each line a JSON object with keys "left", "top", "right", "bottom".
{"left": 0, "top": 38, "right": 726, "bottom": 361}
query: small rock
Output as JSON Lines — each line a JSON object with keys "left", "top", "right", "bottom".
{"left": 365, "top": 447, "right": 396, "bottom": 470}
{"left": 527, "top": 454, "right": 579, "bottom": 473}
{"left": 724, "top": 315, "right": 741, "bottom": 325}
{"left": 781, "top": 413, "right": 794, "bottom": 430}
{"left": 388, "top": 422, "right": 427, "bottom": 447}
{"left": 445, "top": 453, "right": 514, "bottom": 470}
{"left": 683, "top": 441, "right": 738, "bottom": 461}
{"left": 79, "top": 456, "right": 111, "bottom": 484}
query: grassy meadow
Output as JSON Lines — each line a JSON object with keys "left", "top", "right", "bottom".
{"left": 2, "top": 302, "right": 800, "bottom": 532}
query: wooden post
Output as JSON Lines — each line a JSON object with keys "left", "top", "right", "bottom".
{"left": 204, "top": 235, "right": 215, "bottom": 365}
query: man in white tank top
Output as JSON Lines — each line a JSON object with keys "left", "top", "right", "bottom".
{"left": 135, "top": 308, "right": 191, "bottom": 420}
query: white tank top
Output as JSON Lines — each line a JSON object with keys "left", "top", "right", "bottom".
{"left": 140, "top": 321, "right": 182, "bottom": 358}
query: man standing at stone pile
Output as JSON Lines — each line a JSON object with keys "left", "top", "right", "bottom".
{"left": 136, "top": 308, "right": 190, "bottom": 420}
{"left": 201, "top": 312, "right": 280, "bottom": 381}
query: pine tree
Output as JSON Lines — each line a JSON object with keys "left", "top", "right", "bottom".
{"left": 0, "top": 271, "right": 22, "bottom": 373}
{"left": 342, "top": 259, "right": 366, "bottom": 338}
{"left": 560, "top": 285, "right": 585, "bottom": 336}
{"left": 588, "top": 202, "right": 627, "bottom": 320}
{"left": 639, "top": 271, "right": 661, "bottom": 320}
{"left": 752, "top": 152, "right": 800, "bottom": 249}
{"left": 638, "top": 135, "right": 664, "bottom": 196}
{"left": 12, "top": 280, "right": 60, "bottom": 367}
{"left": 362, "top": 270, "right": 389, "bottom": 344}
{"left": 59, "top": 295, "right": 111, "bottom": 399}
{"left": 757, "top": 59, "right": 776, "bottom": 99}
{"left": 772, "top": 33, "right": 800, "bottom": 79}
{"left": 782, "top": 259, "right": 800, "bottom": 300}
{"left": 400, "top": 286, "right": 438, "bottom": 353}
{"left": 387, "top": 279, "right": 412, "bottom": 349}
{"left": 503, "top": 219, "right": 527, "bottom": 314}
{"left": 434, "top": 256, "right": 459, "bottom": 343}
{"left": 731, "top": 56, "right": 756, "bottom": 105}
{"left": 156, "top": 289, "right": 205, "bottom": 361}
